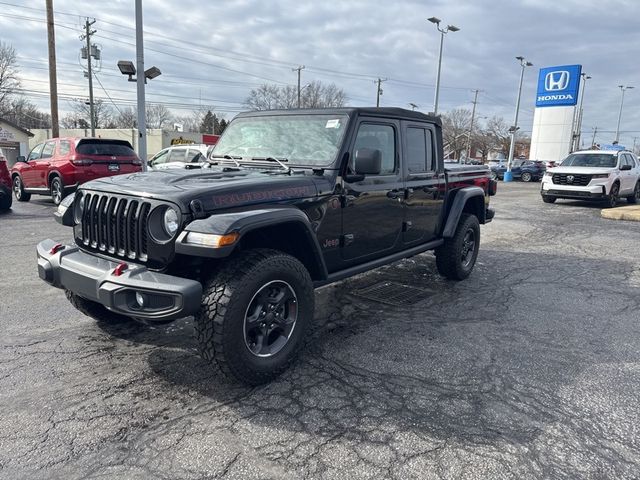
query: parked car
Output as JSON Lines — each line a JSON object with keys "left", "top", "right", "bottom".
{"left": 0, "top": 151, "right": 12, "bottom": 211}
{"left": 11, "top": 138, "right": 142, "bottom": 205}
{"left": 490, "top": 160, "right": 546, "bottom": 182}
{"left": 541, "top": 149, "right": 640, "bottom": 207}
{"left": 148, "top": 144, "right": 213, "bottom": 170}
{"left": 38, "top": 107, "right": 497, "bottom": 385}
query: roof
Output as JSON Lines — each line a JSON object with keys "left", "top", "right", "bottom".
{"left": 0, "top": 117, "right": 34, "bottom": 137}
{"left": 236, "top": 107, "right": 442, "bottom": 126}
{"left": 573, "top": 149, "right": 631, "bottom": 155}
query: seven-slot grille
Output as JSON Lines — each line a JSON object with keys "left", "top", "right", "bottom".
{"left": 552, "top": 173, "right": 592, "bottom": 186}
{"left": 79, "top": 193, "right": 151, "bottom": 262}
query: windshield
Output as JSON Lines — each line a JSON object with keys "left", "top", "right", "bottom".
{"left": 212, "top": 114, "right": 350, "bottom": 167}
{"left": 561, "top": 153, "right": 617, "bottom": 168}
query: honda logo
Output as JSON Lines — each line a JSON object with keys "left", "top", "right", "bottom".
{"left": 545, "top": 71, "right": 570, "bottom": 91}
{"left": 566, "top": 175, "right": 574, "bottom": 183}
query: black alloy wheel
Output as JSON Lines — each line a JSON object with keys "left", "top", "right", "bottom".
{"left": 243, "top": 280, "right": 298, "bottom": 357}
{"left": 460, "top": 229, "right": 476, "bottom": 269}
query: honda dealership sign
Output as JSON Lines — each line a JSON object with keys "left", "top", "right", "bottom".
{"left": 535, "top": 64, "right": 582, "bottom": 107}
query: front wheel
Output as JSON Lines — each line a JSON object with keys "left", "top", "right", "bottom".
{"left": 606, "top": 183, "right": 619, "bottom": 208}
{"left": 13, "top": 176, "right": 30, "bottom": 202}
{"left": 490, "top": 171, "right": 498, "bottom": 181}
{"left": 627, "top": 182, "right": 640, "bottom": 204}
{"left": 435, "top": 213, "right": 480, "bottom": 281}
{"left": 521, "top": 172, "right": 532, "bottom": 182}
{"left": 194, "top": 249, "right": 314, "bottom": 385}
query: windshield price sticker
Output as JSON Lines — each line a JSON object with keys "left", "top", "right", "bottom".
{"left": 325, "top": 119, "right": 341, "bottom": 129}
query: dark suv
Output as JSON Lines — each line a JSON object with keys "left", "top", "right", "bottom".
{"left": 11, "top": 138, "right": 142, "bottom": 205}
{"left": 490, "top": 160, "right": 546, "bottom": 182}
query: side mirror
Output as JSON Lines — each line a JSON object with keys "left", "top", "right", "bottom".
{"left": 620, "top": 164, "right": 632, "bottom": 171}
{"left": 354, "top": 148, "right": 382, "bottom": 175}
{"left": 17, "top": 155, "right": 26, "bottom": 163}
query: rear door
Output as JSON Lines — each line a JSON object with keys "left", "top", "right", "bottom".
{"left": 341, "top": 119, "right": 404, "bottom": 262}
{"left": 401, "top": 121, "right": 444, "bottom": 245}
{"left": 35, "top": 140, "right": 57, "bottom": 188}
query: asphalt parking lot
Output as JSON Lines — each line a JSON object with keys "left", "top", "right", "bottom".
{"left": 1, "top": 182, "right": 640, "bottom": 479}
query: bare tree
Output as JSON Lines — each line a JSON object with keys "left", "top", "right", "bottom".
{"left": 441, "top": 108, "right": 472, "bottom": 160}
{"left": 485, "top": 116, "right": 511, "bottom": 157}
{"left": 60, "top": 113, "right": 89, "bottom": 129}
{"left": 471, "top": 127, "right": 494, "bottom": 162}
{"left": 0, "top": 41, "right": 20, "bottom": 115}
{"left": 113, "top": 106, "right": 137, "bottom": 128}
{"left": 146, "top": 103, "right": 173, "bottom": 129}
{"left": 5, "top": 98, "right": 50, "bottom": 129}
{"left": 70, "top": 99, "right": 114, "bottom": 129}
{"left": 245, "top": 81, "right": 348, "bottom": 110}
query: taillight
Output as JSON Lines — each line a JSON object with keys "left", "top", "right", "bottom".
{"left": 70, "top": 156, "right": 93, "bottom": 166}
{"left": 132, "top": 158, "right": 142, "bottom": 166}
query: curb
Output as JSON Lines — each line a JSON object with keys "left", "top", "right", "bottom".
{"left": 601, "top": 205, "right": 640, "bottom": 222}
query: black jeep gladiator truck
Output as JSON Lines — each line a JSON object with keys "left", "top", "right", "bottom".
{"left": 37, "top": 108, "right": 496, "bottom": 385}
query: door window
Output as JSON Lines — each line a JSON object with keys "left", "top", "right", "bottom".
{"left": 187, "top": 149, "right": 204, "bottom": 163}
{"left": 406, "top": 127, "right": 434, "bottom": 173}
{"left": 58, "top": 141, "right": 71, "bottom": 156}
{"left": 41, "top": 142, "right": 56, "bottom": 160}
{"left": 353, "top": 124, "right": 396, "bottom": 174}
{"left": 150, "top": 149, "right": 169, "bottom": 166}
{"left": 168, "top": 148, "right": 187, "bottom": 163}
{"left": 27, "top": 144, "right": 44, "bottom": 161}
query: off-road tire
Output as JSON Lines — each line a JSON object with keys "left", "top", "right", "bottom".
{"left": 194, "top": 249, "right": 314, "bottom": 385}
{"left": 490, "top": 171, "right": 498, "bottom": 181}
{"left": 606, "top": 182, "right": 619, "bottom": 208}
{"left": 13, "top": 175, "right": 30, "bottom": 202}
{"left": 435, "top": 213, "right": 480, "bottom": 281}
{"left": 627, "top": 182, "right": 640, "bottom": 204}
{"left": 50, "top": 176, "right": 64, "bottom": 206}
{"left": 542, "top": 195, "right": 556, "bottom": 204}
{"left": 65, "top": 290, "right": 131, "bottom": 323}
{"left": 0, "top": 191, "right": 11, "bottom": 211}
{"left": 521, "top": 172, "right": 532, "bottom": 182}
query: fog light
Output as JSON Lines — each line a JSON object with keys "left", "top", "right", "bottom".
{"left": 135, "top": 292, "right": 146, "bottom": 308}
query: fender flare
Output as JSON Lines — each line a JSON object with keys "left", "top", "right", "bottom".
{"left": 441, "top": 186, "right": 485, "bottom": 238}
{"left": 175, "top": 206, "right": 328, "bottom": 278}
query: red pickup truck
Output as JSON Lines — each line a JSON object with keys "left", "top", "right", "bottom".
{"left": 11, "top": 137, "right": 142, "bottom": 205}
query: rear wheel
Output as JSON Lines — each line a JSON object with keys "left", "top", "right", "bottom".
{"left": 50, "top": 176, "right": 64, "bottom": 206}
{"left": 435, "top": 213, "right": 480, "bottom": 281}
{"left": 490, "top": 171, "right": 498, "bottom": 181}
{"left": 627, "top": 182, "right": 640, "bottom": 204}
{"left": 606, "top": 183, "right": 619, "bottom": 208}
{"left": 194, "top": 249, "right": 314, "bottom": 385}
{"left": 521, "top": 172, "right": 532, "bottom": 182}
{"left": 12, "top": 175, "right": 30, "bottom": 202}
{"left": 542, "top": 195, "right": 556, "bottom": 204}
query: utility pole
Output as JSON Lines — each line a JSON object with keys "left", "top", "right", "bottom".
{"left": 80, "top": 18, "right": 97, "bottom": 136}
{"left": 135, "top": 0, "right": 147, "bottom": 168}
{"left": 45, "top": 0, "right": 59, "bottom": 137}
{"left": 292, "top": 65, "right": 305, "bottom": 108}
{"left": 376, "top": 78, "right": 387, "bottom": 107}
{"left": 591, "top": 126, "right": 598, "bottom": 147}
{"left": 466, "top": 89, "right": 480, "bottom": 163}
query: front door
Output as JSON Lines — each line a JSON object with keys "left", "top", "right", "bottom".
{"left": 402, "top": 122, "right": 444, "bottom": 245}
{"left": 21, "top": 143, "right": 44, "bottom": 187}
{"left": 341, "top": 120, "right": 404, "bottom": 262}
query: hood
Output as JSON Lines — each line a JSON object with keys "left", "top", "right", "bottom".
{"left": 80, "top": 166, "right": 326, "bottom": 213}
{"left": 547, "top": 166, "right": 614, "bottom": 175}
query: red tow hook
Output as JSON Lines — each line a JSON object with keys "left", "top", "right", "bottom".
{"left": 49, "top": 243, "right": 65, "bottom": 255}
{"left": 112, "top": 262, "right": 129, "bottom": 277}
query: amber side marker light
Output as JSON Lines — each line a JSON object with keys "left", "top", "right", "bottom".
{"left": 185, "top": 232, "right": 240, "bottom": 248}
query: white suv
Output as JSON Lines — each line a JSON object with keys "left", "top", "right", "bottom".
{"left": 540, "top": 150, "right": 640, "bottom": 208}
{"left": 148, "top": 144, "right": 213, "bottom": 170}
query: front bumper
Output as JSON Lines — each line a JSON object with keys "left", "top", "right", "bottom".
{"left": 37, "top": 239, "right": 202, "bottom": 322}
{"left": 541, "top": 181, "right": 608, "bottom": 200}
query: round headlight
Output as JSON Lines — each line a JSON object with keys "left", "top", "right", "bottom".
{"left": 163, "top": 207, "right": 179, "bottom": 236}
{"left": 74, "top": 192, "right": 85, "bottom": 223}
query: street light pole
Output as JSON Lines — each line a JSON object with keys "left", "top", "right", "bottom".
{"left": 135, "top": 0, "right": 147, "bottom": 170}
{"left": 504, "top": 56, "right": 533, "bottom": 182}
{"left": 428, "top": 17, "right": 459, "bottom": 115}
{"left": 573, "top": 73, "right": 591, "bottom": 151}
{"left": 615, "top": 85, "right": 634, "bottom": 144}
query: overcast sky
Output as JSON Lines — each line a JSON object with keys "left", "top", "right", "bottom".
{"left": 1, "top": 0, "right": 639, "bottom": 147}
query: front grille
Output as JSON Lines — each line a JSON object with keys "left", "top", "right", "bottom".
{"left": 552, "top": 173, "right": 592, "bottom": 186}
{"left": 79, "top": 193, "right": 151, "bottom": 262}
